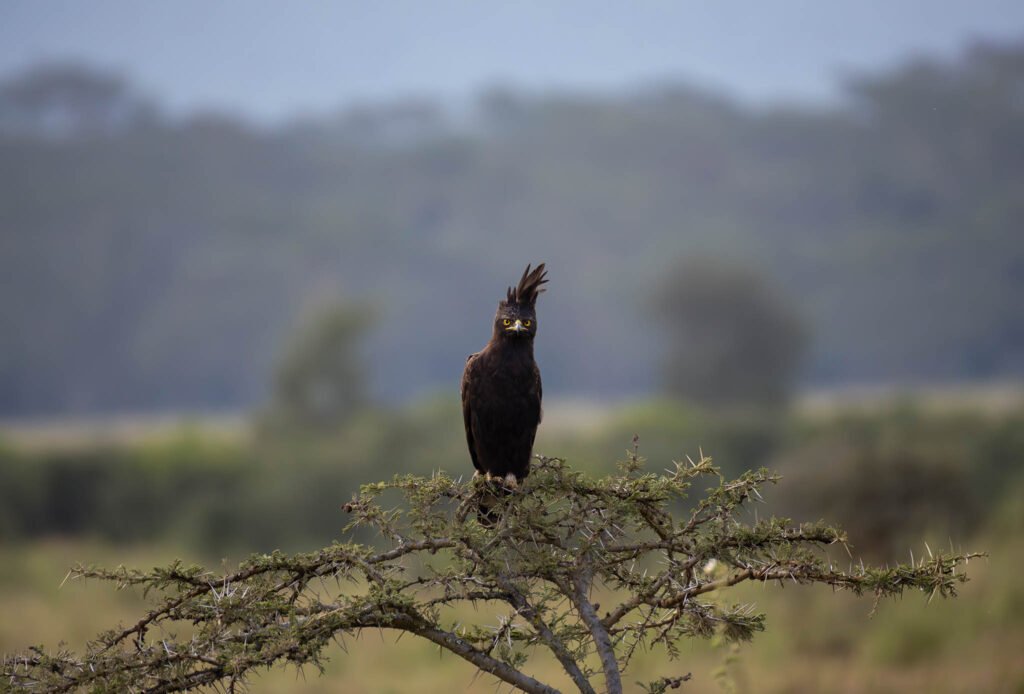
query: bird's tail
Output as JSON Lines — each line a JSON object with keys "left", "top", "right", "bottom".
{"left": 477, "top": 484, "right": 512, "bottom": 527}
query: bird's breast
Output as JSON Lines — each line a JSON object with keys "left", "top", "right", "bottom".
{"left": 471, "top": 354, "right": 540, "bottom": 416}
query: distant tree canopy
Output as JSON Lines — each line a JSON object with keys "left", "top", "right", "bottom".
{"left": 653, "top": 259, "right": 807, "bottom": 408}
{"left": 0, "top": 63, "right": 157, "bottom": 138}
{"left": 1, "top": 38, "right": 1023, "bottom": 414}
{"left": 267, "top": 303, "right": 373, "bottom": 431}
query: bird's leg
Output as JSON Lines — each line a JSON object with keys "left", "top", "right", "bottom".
{"left": 503, "top": 472, "right": 518, "bottom": 491}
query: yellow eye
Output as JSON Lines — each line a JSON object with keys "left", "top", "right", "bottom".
{"left": 523, "top": 320, "right": 531, "bottom": 327}
{"left": 502, "top": 319, "right": 511, "bottom": 326}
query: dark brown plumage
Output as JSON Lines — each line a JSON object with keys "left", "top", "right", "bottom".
{"left": 461, "top": 263, "right": 547, "bottom": 522}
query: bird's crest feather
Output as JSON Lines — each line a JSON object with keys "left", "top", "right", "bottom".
{"left": 503, "top": 263, "right": 548, "bottom": 308}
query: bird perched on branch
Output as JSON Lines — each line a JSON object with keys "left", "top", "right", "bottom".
{"left": 461, "top": 263, "right": 548, "bottom": 523}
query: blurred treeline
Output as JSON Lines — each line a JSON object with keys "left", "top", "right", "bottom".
{"left": 2, "top": 398, "right": 1022, "bottom": 564}
{"left": 2, "top": 39, "right": 1024, "bottom": 415}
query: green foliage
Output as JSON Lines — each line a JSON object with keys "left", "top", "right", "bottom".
{"left": 0, "top": 435, "right": 247, "bottom": 544}
{"left": 548, "top": 399, "right": 786, "bottom": 481}
{"left": 3, "top": 399, "right": 1022, "bottom": 563}
{"left": 773, "top": 404, "right": 1024, "bottom": 560}
{"left": 652, "top": 258, "right": 807, "bottom": 408}
{"left": 1, "top": 453, "right": 979, "bottom": 694}
{"left": 263, "top": 302, "right": 373, "bottom": 433}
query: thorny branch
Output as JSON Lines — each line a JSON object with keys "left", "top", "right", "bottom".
{"left": 3, "top": 453, "right": 981, "bottom": 693}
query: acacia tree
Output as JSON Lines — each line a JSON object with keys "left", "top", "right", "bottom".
{"left": 3, "top": 450, "right": 977, "bottom": 693}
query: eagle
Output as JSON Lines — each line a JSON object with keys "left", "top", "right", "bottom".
{"left": 461, "top": 263, "right": 548, "bottom": 521}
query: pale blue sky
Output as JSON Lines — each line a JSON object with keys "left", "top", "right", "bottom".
{"left": 2, "top": 1, "right": 1023, "bottom": 122}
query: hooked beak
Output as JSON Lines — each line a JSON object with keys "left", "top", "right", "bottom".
{"left": 506, "top": 319, "right": 525, "bottom": 333}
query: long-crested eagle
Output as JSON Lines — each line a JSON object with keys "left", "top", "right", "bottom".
{"left": 461, "top": 263, "right": 548, "bottom": 521}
